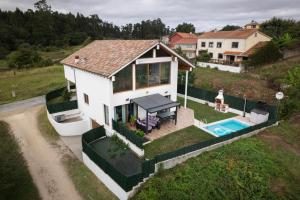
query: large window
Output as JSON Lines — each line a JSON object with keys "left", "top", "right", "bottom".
{"left": 232, "top": 42, "right": 239, "bottom": 48}
{"left": 217, "top": 42, "right": 222, "bottom": 48}
{"left": 209, "top": 42, "right": 213, "bottom": 48}
{"left": 136, "top": 62, "right": 171, "bottom": 89}
{"left": 113, "top": 65, "right": 132, "bottom": 93}
{"left": 201, "top": 42, "right": 205, "bottom": 47}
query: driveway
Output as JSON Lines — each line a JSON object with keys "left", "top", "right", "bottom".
{"left": 0, "top": 102, "right": 82, "bottom": 200}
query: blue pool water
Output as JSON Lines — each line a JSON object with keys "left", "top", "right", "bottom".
{"left": 204, "top": 119, "right": 250, "bottom": 136}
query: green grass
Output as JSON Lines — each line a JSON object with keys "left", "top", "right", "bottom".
{"left": 0, "top": 65, "right": 65, "bottom": 105}
{"left": 133, "top": 119, "right": 300, "bottom": 200}
{"left": 193, "top": 67, "right": 276, "bottom": 103}
{"left": 37, "top": 107, "right": 60, "bottom": 142}
{"left": 144, "top": 126, "right": 214, "bottom": 159}
{"left": 37, "top": 107, "right": 116, "bottom": 199}
{"left": 0, "top": 121, "right": 41, "bottom": 200}
{"left": 63, "top": 155, "right": 117, "bottom": 200}
{"left": 178, "top": 97, "right": 236, "bottom": 123}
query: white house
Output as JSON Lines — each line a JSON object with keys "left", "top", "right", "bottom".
{"left": 61, "top": 40, "right": 194, "bottom": 135}
{"left": 197, "top": 29, "right": 271, "bottom": 63}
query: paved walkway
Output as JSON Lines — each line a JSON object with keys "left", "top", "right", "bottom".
{"left": 0, "top": 104, "right": 82, "bottom": 200}
{"left": 145, "top": 107, "right": 195, "bottom": 141}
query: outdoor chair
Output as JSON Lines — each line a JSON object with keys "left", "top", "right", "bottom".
{"left": 136, "top": 119, "right": 152, "bottom": 133}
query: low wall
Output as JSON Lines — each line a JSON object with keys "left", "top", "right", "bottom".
{"left": 197, "top": 62, "right": 243, "bottom": 73}
{"left": 47, "top": 109, "right": 90, "bottom": 136}
{"left": 156, "top": 123, "right": 276, "bottom": 170}
{"left": 82, "top": 152, "right": 132, "bottom": 200}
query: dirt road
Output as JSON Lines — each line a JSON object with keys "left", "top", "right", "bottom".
{"left": 1, "top": 105, "right": 82, "bottom": 200}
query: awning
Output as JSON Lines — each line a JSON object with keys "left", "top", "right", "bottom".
{"left": 131, "top": 94, "right": 180, "bottom": 113}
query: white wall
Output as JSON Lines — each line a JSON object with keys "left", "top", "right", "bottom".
{"left": 245, "top": 32, "right": 271, "bottom": 50}
{"left": 197, "top": 62, "right": 243, "bottom": 73}
{"left": 197, "top": 38, "right": 246, "bottom": 59}
{"left": 47, "top": 109, "right": 90, "bottom": 136}
{"left": 64, "top": 65, "right": 75, "bottom": 83}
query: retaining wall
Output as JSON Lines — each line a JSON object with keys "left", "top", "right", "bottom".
{"left": 197, "top": 62, "right": 243, "bottom": 73}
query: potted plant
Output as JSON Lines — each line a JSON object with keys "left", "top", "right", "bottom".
{"left": 130, "top": 115, "right": 136, "bottom": 127}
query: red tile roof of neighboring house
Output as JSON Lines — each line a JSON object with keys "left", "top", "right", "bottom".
{"left": 223, "top": 51, "right": 243, "bottom": 55}
{"left": 198, "top": 29, "right": 258, "bottom": 39}
{"left": 169, "top": 32, "right": 198, "bottom": 48}
{"left": 240, "top": 41, "right": 268, "bottom": 56}
{"left": 61, "top": 40, "right": 195, "bottom": 77}
{"left": 172, "top": 32, "right": 198, "bottom": 39}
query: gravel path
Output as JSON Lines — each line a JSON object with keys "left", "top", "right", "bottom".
{"left": 1, "top": 105, "right": 82, "bottom": 200}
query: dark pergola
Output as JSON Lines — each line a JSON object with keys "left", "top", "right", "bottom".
{"left": 131, "top": 94, "right": 180, "bottom": 133}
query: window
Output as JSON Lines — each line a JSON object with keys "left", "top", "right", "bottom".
{"left": 104, "top": 105, "right": 109, "bottom": 125}
{"left": 218, "top": 53, "right": 223, "bottom": 59}
{"left": 209, "top": 42, "right": 213, "bottom": 48}
{"left": 232, "top": 42, "right": 239, "bottom": 48}
{"left": 84, "top": 93, "right": 89, "bottom": 104}
{"left": 136, "top": 62, "right": 171, "bottom": 89}
{"left": 113, "top": 65, "right": 132, "bottom": 93}
{"left": 217, "top": 42, "right": 222, "bottom": 48}
{"left": 209, "top": 52, "right": 213, "bottom": 58}
{"left": 201, "top": 42, "right": 206, "bottom": 47}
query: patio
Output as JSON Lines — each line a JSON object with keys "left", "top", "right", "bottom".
{"left": 127, "top": 106, "right": 195, "bottom": 141}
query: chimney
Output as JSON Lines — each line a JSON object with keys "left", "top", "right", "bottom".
{"left": 74, "top": 55, "right": 79, "bottom": 64}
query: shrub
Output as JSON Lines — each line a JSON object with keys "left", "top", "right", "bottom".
{"left": 197, "top": 51, "right": 211, "bottom": 62}
{"left": 135, "top": 129, "right": 145, "bottom": 137}
{"left": 61, "top": 88, "right": 72, "bottom": 101}
{"left": 247, "top": 41, "right": 282, "bottom": 67}
{"left": 8, "top": 46, "right": 42, "bottom": 69}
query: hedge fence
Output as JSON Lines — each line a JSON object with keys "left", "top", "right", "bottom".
{"left": 112, "top": 120, "right": 147, "bottom": 149}
{"left": 82, "top": 126, "right": 155, "bottom": 192}
{"left": 46, "top": 86, "right": 78, "bottom": 114}
{"left": 177, "top": 84, "right": 277, "bottom": 122}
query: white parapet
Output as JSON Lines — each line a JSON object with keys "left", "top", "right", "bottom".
{"left": 47, "top": 109, "right": 90, "bottom": 136}
{"left": 82, "top": 152, "right": 132, "bottom": 200}
{"left": 197, "top": 62, "right": 242, "bottom": 73}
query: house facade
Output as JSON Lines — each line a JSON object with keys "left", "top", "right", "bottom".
{"left": 61, "top": 40, "right": 194, "bottom": 134}
{"left": 197, "top": 29, "right": 271, "bottom": 63}
{"left": 168, "top": 32, "right": 198, "bottom": 59}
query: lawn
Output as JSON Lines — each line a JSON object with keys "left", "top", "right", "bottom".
{"left": 37, "top": 107, "right": 117, "bottom": 199}
{"left": 144, "top": 126, "right": 214, "bottom": 159}
{"left": 0, "top": 121, "right": 41, "bottom": 200}
{"left": 133, "top": 117, "right": 300, "bottom": 200}
{"left": 0, "top": 65, "right": 65, "bottom": 105}
{"left": 177, "top": 96, "right": 236, "bottom": 123}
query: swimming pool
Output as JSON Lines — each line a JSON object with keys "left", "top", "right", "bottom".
{"left": 203, "top": 119, "right": 250, "bottom": 137}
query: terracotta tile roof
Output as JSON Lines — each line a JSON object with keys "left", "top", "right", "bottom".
{"left": 174, "top": 32, "right": 198, "bottom": 39}
{"left": 61, "top": 40, "right": 159, "bottom": 77}
{"left": 223, "top": 51, "right": 243, "bottom": 55}
{"left": 240, "top": 41, "right": 268, "bottom": 56}
{"left": 198, "top": 29, "right": 258, "bottom": 39}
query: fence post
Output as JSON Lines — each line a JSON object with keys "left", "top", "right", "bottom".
{"left": 184, "top": 70, "right": 189, "bottom": 108}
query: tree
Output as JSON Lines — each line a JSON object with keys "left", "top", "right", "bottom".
{"left": 220, "top": 25, "right": 241, "bottom": 31}
{"left": 34, "top": 0, "right": 51, "bottom": 12}
{"left": 196, "top": 51, "right": 211, "bottom": 62}
{"left": 176, "top": 23, "right": 195, "bottom": 33}
{"left": 247, "top": 41, "right": 282, "bottom": 67}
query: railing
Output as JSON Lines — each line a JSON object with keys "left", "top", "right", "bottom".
{"left": 177, "top": 85, "right": 277, "bottom": 122}
{"left": 112, "top": 120, "right": 146, "bottom": 149}
{"left": 46, "top": 87, "right": 78, "bottom": 114}
{"left": 82, "top": 126, "right": 155, "bottom": 191}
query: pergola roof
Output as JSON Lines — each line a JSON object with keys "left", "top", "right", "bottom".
{"left": 131, "top": 94, "right": 180, "bottom": 113}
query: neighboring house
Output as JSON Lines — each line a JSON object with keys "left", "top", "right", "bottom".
{"left": 161, "top": 35, "right": 170, "bottom": 45}
{"left": 197, "top": 29, "right": 271, "bottom": 63}
{"left": 244, "top": 20, "right": 260, "bottom": 29}
{"left": 61, "top": 40, "right": 194, "bottom": 134}
{"left": 168, "top": 32, "right": 198, "bottom": 59}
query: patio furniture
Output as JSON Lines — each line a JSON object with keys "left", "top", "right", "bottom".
{"left": 131, "top": 94, "right": 180, "bottom": 133}
{"left": 157, "top": 111, "right": 175, "bottom": 122}
{"left": 136, "top": 119, "right": 152, "bottom": 133}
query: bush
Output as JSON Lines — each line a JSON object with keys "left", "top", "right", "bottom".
{"left": 8, "top": 46, "right": 42, "bottom": 69}
{"left": 247, "top": 41, "right": 282, "bottom": 67}
{"left": 196, "top": 51, "right": 211, "bottom": 62}
{"left": 135, "top": 129, "right": 145, "bottom": 137}
{"left": 61, "top": 88, "right": 72, "bottom": 101}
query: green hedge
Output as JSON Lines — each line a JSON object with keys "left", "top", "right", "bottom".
{"left": 46, "top": 87, "right": 78, "bottom": 114}
{"left": 112, "top": 120, "right": 145, "bottom": 149}
{"left": 82, "top": 126, "right": 154, "bottom": 191}
{"left": 177, "top": 85, "right": 277, "bottom": 121}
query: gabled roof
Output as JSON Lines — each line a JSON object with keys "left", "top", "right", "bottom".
{"left": 240, "top": 41, "right": 268, "bottom": 56}
{"left": 61, "top": 40, "right": 195, "bottom": 78}
{"left": 171, "top": 32, "right": 198, "bottom": 39}
{"left": 198, "top": 29, "right": 259, "bottom": 39}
